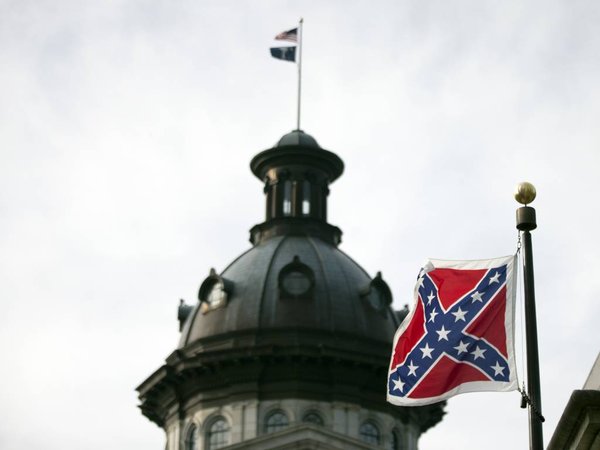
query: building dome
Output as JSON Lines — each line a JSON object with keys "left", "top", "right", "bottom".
{"left": 179, "top": 234, "right": 399, "bottom": 349}
{"left": 137, "top": 131, "right": 444, "bottom": 449}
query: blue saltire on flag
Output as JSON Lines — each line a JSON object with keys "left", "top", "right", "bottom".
{"left": 270, "top": 46, "right": 296, "bottom": 62}
{"left": 387, "top": 255, "right": 518, "bottom": 406}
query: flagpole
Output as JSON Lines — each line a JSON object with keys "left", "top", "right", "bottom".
{"left": 515, "top": 182, "right": 544, "bottom": 450}
{"left": 297, "top": 18, "right": 303, "bottom": 131}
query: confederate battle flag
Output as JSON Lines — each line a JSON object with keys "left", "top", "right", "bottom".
{"left": 387, "top": 256, "right": 518, "bottom": 406}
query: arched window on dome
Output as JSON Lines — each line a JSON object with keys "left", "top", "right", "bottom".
{"left": 265, "top": 410, "right": 289, "bottom": 434}
{"left": 302, "top": 411, "right": 323, "bottom": 426}
{"left": 185, "top": 424, "right": 198, "bottom": 450}
{"left": 359, "top": 421, "right": 380, "bottom": 446}
{"left": 205, "top": 417, "right": 230, "bottom": 450}
{"left": 283, "top": 180, "right": 292, "bottom": 216}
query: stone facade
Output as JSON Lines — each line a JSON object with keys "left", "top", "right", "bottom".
{"left": 162, "top": 398, "right": 420, "bottom": 450}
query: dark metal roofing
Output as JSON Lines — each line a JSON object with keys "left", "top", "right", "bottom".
{"left": 276, "top": 129, "right": 321, "bottom": 149}
{"left": 178, "top": 235, "right": 400, "bottom": 348}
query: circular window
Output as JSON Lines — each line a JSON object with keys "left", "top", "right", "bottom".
{"left": 282, "top": 270, "right": 311, "bottom": 296}
{"left": 278, "top": 256, "right": 314, "bottom": 299}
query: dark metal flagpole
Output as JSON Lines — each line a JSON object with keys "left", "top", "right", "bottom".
{"left": 515, "top": 182, "right": 544, "bottom": 450}
{"left": 297, "top": 18, "right": 303, "bottom": 131}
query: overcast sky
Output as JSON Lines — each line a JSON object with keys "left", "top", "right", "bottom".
{"left": 1, "top": 1, "right": 599, "bottom": 449}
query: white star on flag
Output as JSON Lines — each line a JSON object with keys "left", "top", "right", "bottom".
{"left": 491, "top": 361, "right": 505, "bottom": 376}
{"left": 427, "top": 291, "right": 435, "bottom": 305}
{"left": 420, "top": 343, "right": 434, "bottom": 359}
{"left": 471, "top": 291, "right": 484, "bottom": 302}
{"left": 471, "top": 346, "right": 486, "bottom": 360}
{"left": 407, "top": 360, "right": 419, "bottom": 376}
{"left": 489, "top": 272, "right": 500, "bottom": 284}
{"left": 428, "top": 308, "right": 439, "bottom": 323}
{"left": 436, "top": 325, "right": 450, "bottom": 341}
{"left": 451, "top": 307, "right": 467, "bottom": 322}
{"left": 454, "top": 340, "right": 469, "bottom": 355}
{"left": 392, "top": 378, "right": 405, "bottom": 392}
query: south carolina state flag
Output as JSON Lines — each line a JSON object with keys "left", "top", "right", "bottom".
{"left": 387, "top": 256, "right": 517, "bottom": 406}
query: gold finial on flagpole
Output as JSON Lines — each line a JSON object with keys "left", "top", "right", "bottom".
{"left": 514, "top": 181, "right": 536, "bottom": 205}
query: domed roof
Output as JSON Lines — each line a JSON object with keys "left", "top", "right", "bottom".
{"left": 179, "top": 235, "right": 400, "bottom": 348}
{"left": 276, "top": 129, "right": 321, "bottom": 149}
{"left": 139, "top": 130, "right": 446, "bottom": 434}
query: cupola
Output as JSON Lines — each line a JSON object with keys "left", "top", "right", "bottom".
{"left": 249, "top": 129, "right": 344, "bottom": 245}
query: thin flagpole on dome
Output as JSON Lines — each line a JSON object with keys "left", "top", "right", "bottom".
{"left": 297, "top": 18, "right": 303, "bottom": 131}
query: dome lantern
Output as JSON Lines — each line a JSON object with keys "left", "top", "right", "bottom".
{"left": 249, "top": 130, "right": 344, "bottom": 245}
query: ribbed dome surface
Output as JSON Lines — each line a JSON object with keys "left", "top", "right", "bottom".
{"left": 179, "top": 235, "right": 399, "bottom": 348}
